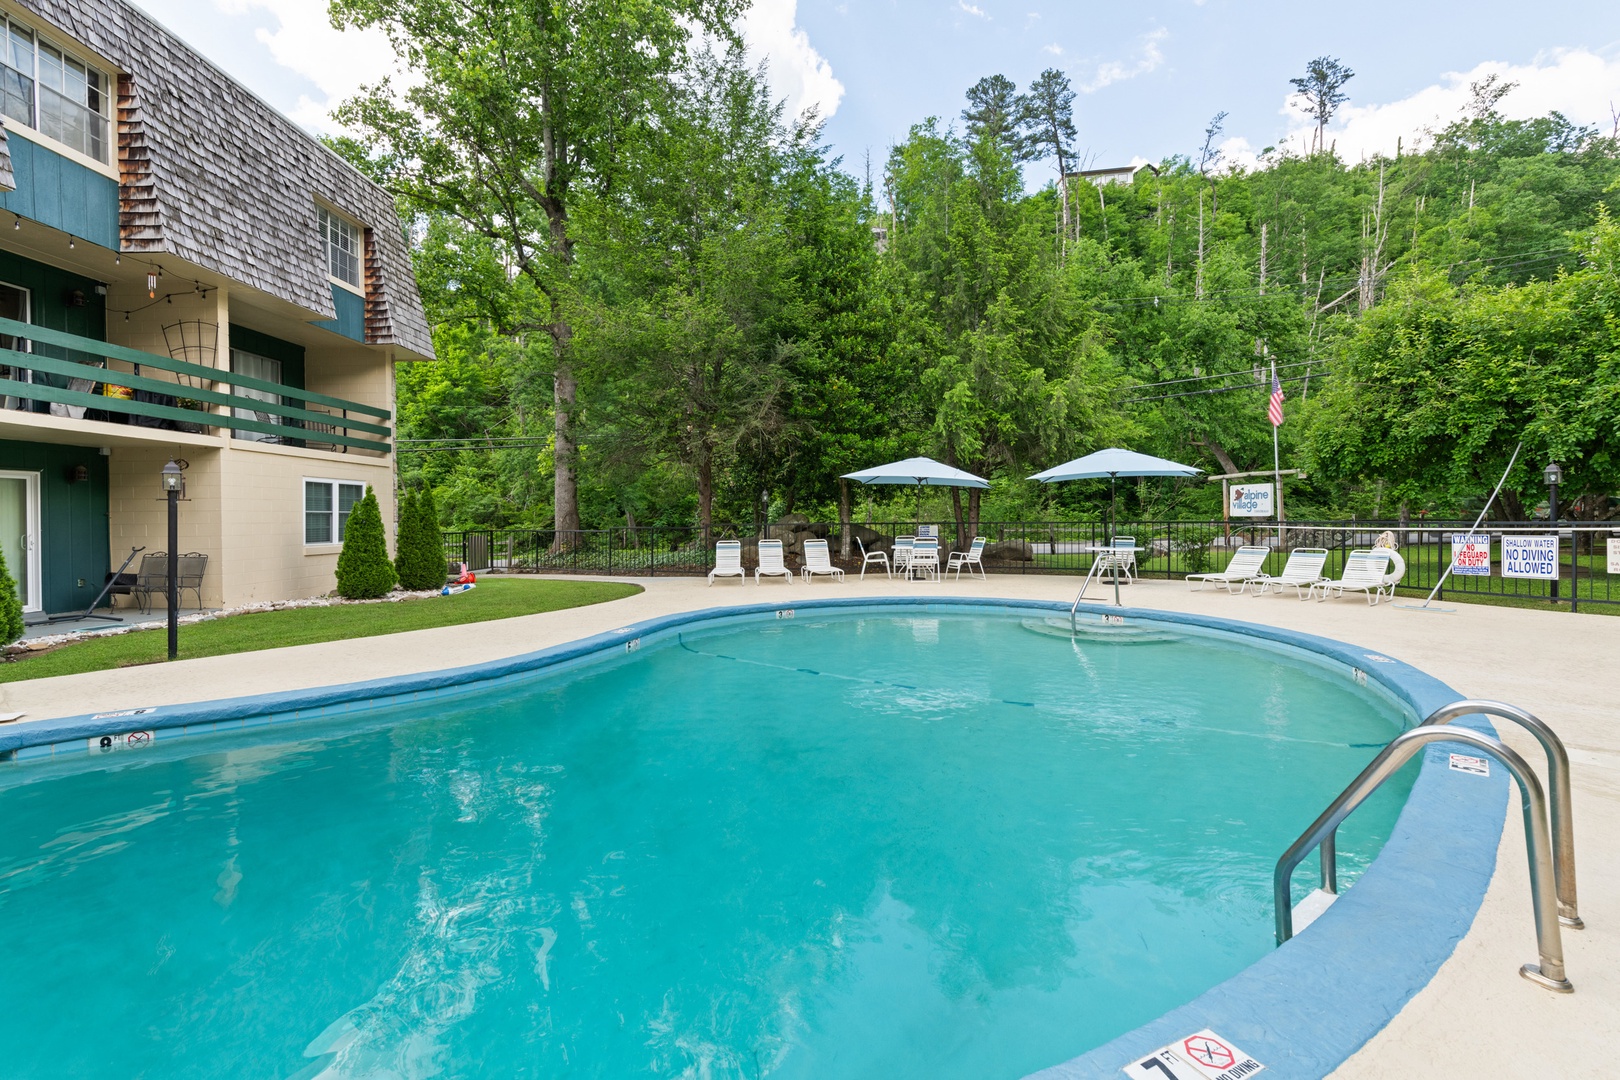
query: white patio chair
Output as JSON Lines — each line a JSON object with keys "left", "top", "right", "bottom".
{"left": 1186, "top": 545, "right": 1271, "bottom": 592}
{"left": 802, "top": 539, "right": 845, "bottom": 584}
{"left": 1108, "top": 535, "right": 1139, "bottom": 581}
{"left": 1251, "top": 548, "right": 1330, "bottom": 599}
{"left": 893, "top": 536, "right": 916, "bottom": 575}
{"left": 756, "top": 539, "right": 794, "bottom": 585}
{"left": 908, "top": 536, "right": 940, "bottom": 581}
{"left": 856, "top": 537, "right": 890, "bottom": 580}
{"left": 946, "top": 536, "right": 987, "bottom": 580}
{"left": 708, "top": 540, "right": 745, "bottom": 586}
{"left": 1309, "top": 549, "right": 1394, "bottom": 605}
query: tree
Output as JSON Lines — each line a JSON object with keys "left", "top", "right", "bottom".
{"left": 1290, "top": 56, "right": 1355, "bottom": 154}
{"left": 574, "top": 50, "right": 798, "bottom": 539}
{"left": 395, "top": 489, "right": 445, "bottom": 590}
{"left": 0, "top": 546, "right": 22, "bottom": 645}
{"left": 1305, "top": 210, "right": 1620, "bottom": 518}
{"left": 332, "top": 0, "right": 746, "bottom": 546}
{"left": 1019, "top": 69, "right": 1079, "bottom": 251}
{"left": 962, "top": 75, "right": 1029, "bottom": 162}
{"left": 335, "top": 489, "right": 397, "bottom": 599}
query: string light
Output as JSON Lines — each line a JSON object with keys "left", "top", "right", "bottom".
{"left": 11, "top": 216, "right": 18, "bottom": 230}
{"left": 68, "top": 236, "right": 75, "bottom": 250}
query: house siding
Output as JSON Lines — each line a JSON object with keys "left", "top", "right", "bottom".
{"left": 314, "top": 284, "right": 366, "bottom": 343}
{"left": 0, "top": 438, "right": 109, "bottom": 614}
{"left": 0, "top": 135, "right": 120, "bottom": 248}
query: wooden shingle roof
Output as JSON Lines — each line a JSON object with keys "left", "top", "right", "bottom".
{"left": 18, "top": 0, "right": 433, "bottom": 358}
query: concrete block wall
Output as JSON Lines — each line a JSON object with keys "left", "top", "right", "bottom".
{"left": 214, "top": 440, "right": 393, "bottom": 606}
{"left": 106, "top": 441, "right": 224, "bottom": 608}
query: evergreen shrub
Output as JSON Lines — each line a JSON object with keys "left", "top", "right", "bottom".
{"left": 395, "top": 488, "right": 446, "bottom": 590}
{"left": 335, "top": 489, "right": 397, "bottom": 599}
{"left": 0, "top": 545, "right": 22, "bottom": 645}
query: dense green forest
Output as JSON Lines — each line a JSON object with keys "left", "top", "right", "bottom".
{"left": 330, "top": 1, "right": 1620, "bottom": 534}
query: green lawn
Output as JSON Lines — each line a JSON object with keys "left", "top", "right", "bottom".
{"left": 1, "top": 577, "right": 642, "bottom": 683}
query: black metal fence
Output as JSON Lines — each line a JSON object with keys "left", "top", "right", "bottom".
{"left": 444, "top": 519, "right": 1620, "bottom": 611}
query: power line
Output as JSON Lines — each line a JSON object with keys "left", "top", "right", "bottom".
{"left": 1121, "top": 358, "right": 1319, "bottom": 392}
{"left": 1117, "top": 372, "right": 1328, "bottom": 405}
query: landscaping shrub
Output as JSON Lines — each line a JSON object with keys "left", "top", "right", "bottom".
{"left": 0, "top": 546, "right": 22, "bottom": 645}
{"left": 335, "top": 489, "right": 397, "bottom": 598}
{"left": 395, "top": 488, "right": 446, "bottom": 590}
{"left": 1177, "top": 526, "right": 1221, "bottom": 576}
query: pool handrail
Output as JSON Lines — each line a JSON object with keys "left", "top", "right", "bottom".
{"left": 1420, "top": 700, "right": 1581, "bottom": 928}
{"left": 1274, "top": 724, "right": 1573, "bottom": 993}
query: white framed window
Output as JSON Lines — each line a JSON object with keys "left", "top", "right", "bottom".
{"left": 305, "top": 479, "right": 365, "bottom": 545}
{"left": 317, "top": 206, "right": 362, "bottom": 289}
{"left": 0, "top": 17, "right": 110, "bottom": 163}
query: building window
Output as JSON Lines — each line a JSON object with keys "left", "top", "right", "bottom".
{"left": 317, "top": 206, "right": 362, "bottom": 288}
{"left": 305, "top": 479, "right": 365, "bottom": 545}
{"left": 0, "top": 18, "right": 109, "bottom": 163}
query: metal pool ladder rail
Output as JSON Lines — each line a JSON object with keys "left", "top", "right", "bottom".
{"left": 1422, "top": 701, "right": 1581, "bottom": 929}
{"left": 1273, "top": 702, "right": 1583, "bottom": 993}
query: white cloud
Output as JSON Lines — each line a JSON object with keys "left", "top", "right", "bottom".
{"left": 1215, "top": 136, "right": 1261, "bottom": 172}
{"left": 958, "top": 1, "right": 989, "bottom": 17}
{"left": 740, "top": 0, "right": 845, "bottom": 123}
{"left": 1274, "top": 48, "right": 1620, "bottom": 161}
{"left": 211, "top": 0, "right": 401, "bottom": 132}
{"left": 1042, "top": 43, "right": 1064, "bottom": 56}
{"left": 1079, "top": 28, "right": 1167, "bottom": 94}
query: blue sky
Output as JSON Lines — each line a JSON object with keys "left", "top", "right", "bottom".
{"left": 135, "top": 0, "right": 1620, "bottom": 181}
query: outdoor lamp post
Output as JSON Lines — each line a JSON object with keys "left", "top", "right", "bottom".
{"left": 160, "top": 459, "right": 186, "bottom": 660}
{"left": 1544, "top": 462, "right": 1562, "bottom": 601}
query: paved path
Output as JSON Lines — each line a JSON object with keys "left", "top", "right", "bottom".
{"left": 2, "top": 572, "right": 1615, "bottom": 1077}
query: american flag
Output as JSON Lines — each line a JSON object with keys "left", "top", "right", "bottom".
{"left": 1267, "top": 366, "right": 1285, "bottom": 427}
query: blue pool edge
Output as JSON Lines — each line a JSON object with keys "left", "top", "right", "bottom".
{"left": 0, "top": 597, "right": 1506, "bottom": 1080}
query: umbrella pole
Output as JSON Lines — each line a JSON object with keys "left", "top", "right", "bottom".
{"left": 1109, "top": 475, "right": 1117, "bottom": 541}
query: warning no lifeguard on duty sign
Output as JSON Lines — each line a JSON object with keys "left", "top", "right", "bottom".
{"left": 1123, "top": 1029, "right": 1265, "bottom": 1080}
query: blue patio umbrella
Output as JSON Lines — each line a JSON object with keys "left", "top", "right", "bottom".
{"left": 1029, "top": 448, "right": 1200, "bottom": 536}
{"left": 842, "top": 456, "right": 989, "bottom": 527}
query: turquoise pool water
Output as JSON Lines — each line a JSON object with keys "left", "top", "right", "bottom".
{"left": 0, "top": 611, "right": 1417, "bottom": 1079}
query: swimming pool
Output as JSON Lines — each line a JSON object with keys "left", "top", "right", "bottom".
{"left": 0, "top": 602, "right": 1500, "bottom": 1079}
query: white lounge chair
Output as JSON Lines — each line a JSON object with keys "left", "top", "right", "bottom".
{"left": 802, "top": 539, "right": 844, "bottom": 584}
{"left": 1309, "top": 549, "right": 1394, "bottom": 605}
{"left": 756, "top": 539, "right": 794, "bottom": 585}
{"left": 1251, "top": 548, "right": 1330, "bottom": 599}
{"left": 947, "top": 536, "right": 987, "bottom": 580}
{"left": 708, "top": 540, "right": 745, "bottom": 586}
{"left": 908, "top": 536, "right": 940, "bottom": 581}
{"left": 1186, "top": 545, "right": 1270, "bottom": 592}
{"left": 856, "top": 537, "right": 890, "bottom": 580}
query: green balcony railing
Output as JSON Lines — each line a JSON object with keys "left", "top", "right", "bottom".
{"left": 0, "top": 315, "right": 391, "bottom": 453}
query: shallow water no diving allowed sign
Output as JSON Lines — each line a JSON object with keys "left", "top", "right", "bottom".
{"left": 1123, "top": 1029, "right": 1265, "bottom": 1080}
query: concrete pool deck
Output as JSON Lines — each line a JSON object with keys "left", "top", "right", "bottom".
{"left": 1, "top": 572, "right": 1615, "bottom": 1077}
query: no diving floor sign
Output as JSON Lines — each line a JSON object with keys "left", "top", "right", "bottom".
{"left": 1124, "top": 1029, "right": 1265, "bottom": 1080}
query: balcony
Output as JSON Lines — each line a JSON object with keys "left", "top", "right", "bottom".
{"left": 0, "top": 314, "right": 390, "bottom": 453}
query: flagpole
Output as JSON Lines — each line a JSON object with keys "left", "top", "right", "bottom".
{"left": 1272, "top": 360, "right": 1283, "bottom": 551}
